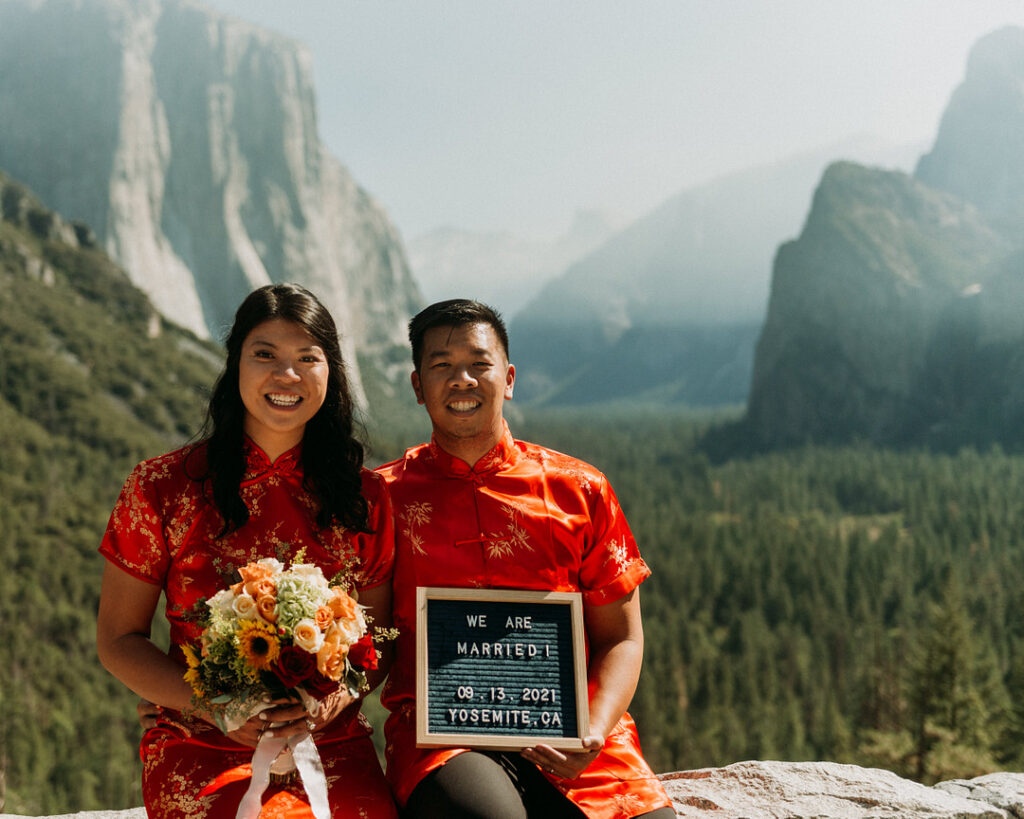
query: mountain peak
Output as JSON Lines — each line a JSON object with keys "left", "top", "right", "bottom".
{"left": 964, "top": 25, "right": 1024, "bottom": 79}
{"left": 915, "top": 25, "right": 1024, "bottom": 230}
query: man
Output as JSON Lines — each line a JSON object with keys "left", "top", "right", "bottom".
{"left": 377, "top": 300, "right": 673, "bottom": 819}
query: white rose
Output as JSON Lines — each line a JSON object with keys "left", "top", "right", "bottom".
{"left": 292, "top": 618, "right": 325, "bottom": 653}
{"left": 232, "top": 593, "right": 258, "bottom": 619}
{"left": 207, "top": 589, "right": 235, "bottom": 616}
{"left": 256, "top": 557, "right": 284, "bottom": 574}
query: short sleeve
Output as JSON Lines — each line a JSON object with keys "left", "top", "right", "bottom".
{"left": 578, "top": 474, "right": 651, "bottom": 606}
{"left": 353, "top": 470, "right": 396, "bottom": 591}
{"left": 98, "top": 460, "right": 171, "bottom": 586}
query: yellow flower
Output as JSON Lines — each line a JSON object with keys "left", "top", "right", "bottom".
{"left": 237, "top": 619, "right": 280, "bottom": 671}
{"left": 182, "top": 644, "right": 203, "bottom": 697}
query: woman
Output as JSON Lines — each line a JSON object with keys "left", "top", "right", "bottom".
{"left": 97, "top": 284, "right": 398, "bottom": 818}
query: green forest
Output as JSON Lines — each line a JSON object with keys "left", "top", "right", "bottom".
{"left": 5, "top": 403, "right": 1024, "bottom": 812}
{"left": 518, "top": 411, "right": 1024, "bottom": 785}
{"left": 2, "top": 181, "right": 1024, "bottom": 813}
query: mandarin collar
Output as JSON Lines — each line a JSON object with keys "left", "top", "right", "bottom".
{"left": 243, "top": 436, "right": 303, "bottom": 482}
{"left": 426, "top": 422, "right": 517, "bottom": 478}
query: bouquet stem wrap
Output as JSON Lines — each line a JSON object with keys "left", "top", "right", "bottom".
{"left": 235, "top": 729, "right": 329, "bottom": 819}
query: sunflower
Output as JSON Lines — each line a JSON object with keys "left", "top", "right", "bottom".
{"left": 237, "top": 619, "right": 281, "bottom": 671}
{"left": 182, "top": 643, "right": 204, "bottom": 697}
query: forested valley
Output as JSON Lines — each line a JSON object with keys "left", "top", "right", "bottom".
{"left": 5, "top": 392, "right": 1024, "bottom": 812}
{"left": 518, "top": 410, "right": 1024, "bottom": 786}
{"left": 4, "top": 199, "right": 1024, "bottom": 811}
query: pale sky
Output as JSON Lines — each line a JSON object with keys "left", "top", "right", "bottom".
{"left": 203, "top": 0, "right": 1024, "bottom": 241}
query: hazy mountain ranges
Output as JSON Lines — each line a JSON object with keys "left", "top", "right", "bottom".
{"left": 507, "top": 138, "right": 919, "bottom": 409}
{"left": 407, "top": 209, "right": 617, "bottom": 317}
{"left": 741, "top": 25, "right": 1024, "bottom": 451}
{"left": 0, "top": 0, "right": 421, "bottom": 406}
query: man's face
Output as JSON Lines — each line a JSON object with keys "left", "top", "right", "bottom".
{"left": 411, "top": 322, "right": 515, "bottom": 459}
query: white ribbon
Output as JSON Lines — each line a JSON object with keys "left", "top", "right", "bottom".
{"left": 291, "top": 732, "right": 330, "bottom": 819}
{"left": 234, "top": 730, "right": 330, "bottom": 819}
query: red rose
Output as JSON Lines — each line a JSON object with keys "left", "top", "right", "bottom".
{"left": 348, "top": 635, "right": 378, "bottom": 671}
{"left": 303, "top": 670, "right": 337, "bottom": 698}
{"left": 272, "top": 645, "right": 317, "bottom": 688}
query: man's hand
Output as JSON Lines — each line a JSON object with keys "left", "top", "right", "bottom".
{"left": 137, "top": 698, "right": 161, "bottom": 731}
{"left": 521, "top": 735, "right": 604, "bottom": 780}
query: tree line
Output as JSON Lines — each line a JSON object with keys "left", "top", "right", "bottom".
{"left": 518, "top": 409, "right": 1024, "bottom": 784}
{"left": 4, "top": 401, "right": 1023, "bottom": 813}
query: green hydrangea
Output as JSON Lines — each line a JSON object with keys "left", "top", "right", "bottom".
{"left": 275, "top": 575, "right": 329, "bottom": 631}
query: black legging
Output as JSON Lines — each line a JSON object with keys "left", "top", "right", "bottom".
{"left": 403, "top": 750, "right": 676, "bottom": 819}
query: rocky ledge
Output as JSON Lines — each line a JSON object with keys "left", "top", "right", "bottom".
{"left": 2, "top": 761, "right": 1023, "bottom": 818}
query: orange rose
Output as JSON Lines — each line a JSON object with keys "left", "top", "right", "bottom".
{"left": 245, "top": 577, "right": 277, "bottom": 599}
{"left": 328, "top": 588, "right": 358, "bottom": 621}
{"left": 314, "top": 605, "right": 334, "bottom": 630}
{"left": 256, "top": 595, "right": 278, "bottom": 624}
{"left": 239, "top": 562, "right": 276, "bottom": 583}
{"left": 317, "top": 629, "right": 349, "bottom": 681}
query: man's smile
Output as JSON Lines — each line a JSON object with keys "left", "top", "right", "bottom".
{"left": 447, "top": 399, "right": 481, "bottom": 412}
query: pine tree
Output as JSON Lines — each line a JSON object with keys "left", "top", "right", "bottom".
{"left": 908, "top": 575, "right": 1002, "bottom": 782}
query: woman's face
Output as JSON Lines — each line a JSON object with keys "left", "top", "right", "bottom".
{"left": 238, "top": 318, "right": 329, "bottom": 459}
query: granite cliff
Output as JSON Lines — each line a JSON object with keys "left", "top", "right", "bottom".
{"left": 745, "top": 162, "right": 1011, "bottom": 447}
{"left": 0, "top": 0, "right": 421, "bottom": 403}
{"left": 742, "top": 26, "right": 1024, "bottom": 450}
{"left": 916, "top": 26, "right": 1024, "bottom": 232}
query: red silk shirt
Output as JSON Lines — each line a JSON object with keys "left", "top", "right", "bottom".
{"left": 99, "top": 440, "right": 397, "bottom": 819}
{"left": 377, "top": 424, "right": 671, "bottom": 819}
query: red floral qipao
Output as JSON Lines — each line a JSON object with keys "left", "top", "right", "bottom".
{"left": 99, "top": 440, "right": 398, "bottom": 819}
{"left": 377, "top": 424, "right": 671, "bottom": 819}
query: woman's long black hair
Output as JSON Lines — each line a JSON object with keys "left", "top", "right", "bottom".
{"left": 188, "top": 283, "right": 370, "bottom": 535}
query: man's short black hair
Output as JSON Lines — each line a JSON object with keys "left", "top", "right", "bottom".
{"left": 409, "top": 299, "right": 510, "bottom": 370}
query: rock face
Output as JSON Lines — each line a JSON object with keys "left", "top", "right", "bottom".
{"left": 4, "top": 763, "right": 1022, "bottom": 819}
{"left": 660, "top": 761, "right": 1024, "bottom": 818}
{"left": 916, "top": 26, "right": 1024, "bottom": 231}
{"left": 745, "top": 162, "right": 1010, "bottom": 447}
{"left": 0, "top": 0, "right": 420, "bottom": 402}
{"left": 744, "top": 26, "right": 1024, "bottom": 451}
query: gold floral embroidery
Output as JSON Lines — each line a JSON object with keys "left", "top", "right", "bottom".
{"left": 485, "top": 503, "right": 534, "bottom": 559}
{"left": 150, "top": 757, "right": 218, "bottom": 817}
{"left": 602, "top": 537, "right": 631, "bottom": 575}
{"left": 612, "top": 792, "right": 645, "bottom": 813}
{"left": 400, "top": 501, "right": 433, "bottom": 556}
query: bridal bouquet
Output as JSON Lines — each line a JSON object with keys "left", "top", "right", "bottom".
{"left": 183, "top": 556, "right": 377, "bottom": 732}
{"left": 183, "top": 556, "right": 379, "bottom": 819}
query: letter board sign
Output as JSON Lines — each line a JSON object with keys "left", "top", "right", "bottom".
{"left": 416, "top": 587, "right": 588, "bottom": 750}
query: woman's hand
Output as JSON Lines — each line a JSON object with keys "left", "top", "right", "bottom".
{"left": 224, "top": 698, "right": 309, "bottom": 748}
{"left": 226, "top": 688, "right": 358, "bottom": 747}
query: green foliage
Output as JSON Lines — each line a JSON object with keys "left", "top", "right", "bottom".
{"left": 0, "top": 183, "right": 219, "bottom": 814}
{"left": 4, "top": 175, "right": 1023, "bottom": 810}
{"left": 518, "top": 409, "right": 1024, "bottom": 784}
